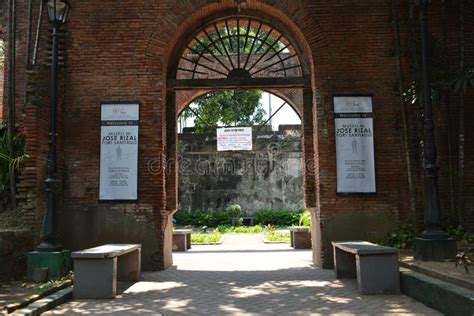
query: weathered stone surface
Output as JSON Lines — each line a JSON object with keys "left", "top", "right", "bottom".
{"left": 178, "top": 125, "right": 303, "bottom": 213}
{"left": 0, "top": 229, "right": 34, "bottom": 281}
{"left": 32, "top": 267, "right": 48, "bottom": 283}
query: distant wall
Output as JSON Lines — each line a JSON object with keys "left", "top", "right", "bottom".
{"left": 178, "top": 125, "right": 304, "bottom": 215}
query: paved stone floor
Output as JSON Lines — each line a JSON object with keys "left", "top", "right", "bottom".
{"left": 45, "top": 234, "right": 439, "bottom": 315}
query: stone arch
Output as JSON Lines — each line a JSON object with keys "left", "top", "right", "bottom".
{"left": 144, "top": 1, "right": 330, "bottom": 268}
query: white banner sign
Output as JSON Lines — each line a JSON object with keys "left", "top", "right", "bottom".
{"left": 217, "top": 127, "right": 252, "bottom": 151}
{"left": 99, "top": 103, "right": 139, "bottom": 200}
{"left": 334, "top": 96, "right": 376, "bottom": 193}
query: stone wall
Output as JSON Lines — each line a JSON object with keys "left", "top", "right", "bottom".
{"left": 0, "top": 229, "right": 34, "bottom": 281}
{"left": 178, "top": 125, "right": 304, "bottom": 214}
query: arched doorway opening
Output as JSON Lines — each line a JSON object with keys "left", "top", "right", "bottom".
{"left": 165, "top": 12, "right": 319, "bottom": 266}
{"left": 176, "top": 90, "right": 303, "bottom": 223}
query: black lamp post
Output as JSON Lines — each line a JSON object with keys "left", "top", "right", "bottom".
{"left": 37, "top": 0, "right": 70, "bottom": 252}
{"left": 414, "top": 0, "right": 456, "bottom": 260}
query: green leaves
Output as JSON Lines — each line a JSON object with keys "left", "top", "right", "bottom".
{"left": 382, "top": 224, "right": 415, "bottom": 250}
{"left": 0, "top": 122, "right": 29, "bottom": 207}
{"left": 253, "top": 208, "right": 304, "bottom": 227}
{"left": 451, "top": 66, "right": 474, "bottom": 94}
{"left": 181, "top": 90, "right": 265, "bottom": 133}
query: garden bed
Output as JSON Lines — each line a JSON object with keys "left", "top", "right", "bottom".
{"left": 191, "top": 232, "right": 224, "bottom": 245}
{"left": 0, "top": 276, "right": 72, "bottom": 314}
{"left": 263, "top": 230, "right": 291, "bottom": 243}
{"left": 399, "top": 250, "right": 474, "bottom": 291}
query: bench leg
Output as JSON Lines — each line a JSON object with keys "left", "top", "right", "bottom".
{"left": 117, "top": 249, "right": 141, "bottom": 282}
{"left": 73, "top": 257, "right": 117, "bottom": 299}
{"left": 293, "top": 231, "right": 312, "bottom": 249}
{"left": 356, "top": 254, "right": 400, "bottom": 294}
{"left": 290, "top": 231, "right": 294, "bottom": 248}
{"left": 173, "top": 234, "right": 187, "bottom": 251}
{"left": 333, "top": 246, "right": 357, "bottom": 279}
{"left": 186, "top": 233, "right": 192, "bottom": 249}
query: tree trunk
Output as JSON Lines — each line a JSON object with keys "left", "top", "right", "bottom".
{"left": 457, "top": 0, "right": 465, "bottom": 225}
{"left": 408, "top": 0, "right": 423, "bottom": 229}
{"left": 7, "top": 0, "right": 16, "bottom": 210}
{"left": 441, "top": 0, "right": 456, "bottom": 224}
{"left": 392, "top": 0, "right": 417, "bottom": 226}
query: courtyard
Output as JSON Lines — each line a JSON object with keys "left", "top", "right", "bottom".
{"left": 44, "top": 234, "right": 438, "bottom": 315}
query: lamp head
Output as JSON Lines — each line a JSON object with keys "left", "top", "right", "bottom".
{"left": 47, "top": 0, "right": 70, "bottom": 24}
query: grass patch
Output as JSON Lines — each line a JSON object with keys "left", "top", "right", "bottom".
{"left": 217, "top": 225, "right": 263, "bottom": 234}
{"left": 191, "top": 232, "right": 221, "bottom": 244}
{"left": 264, "top": 231, "right": 290, "bottom": 242}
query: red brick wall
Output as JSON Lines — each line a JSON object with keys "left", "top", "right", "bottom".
{"left": 6, "top": 0, "right": 474, "bottom": 269}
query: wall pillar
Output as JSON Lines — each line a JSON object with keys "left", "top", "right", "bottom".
{"left": 301, "top": 87, "right": 322, "bottom": 267}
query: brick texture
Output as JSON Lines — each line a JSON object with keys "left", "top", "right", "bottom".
{"left": 1, "top": 0, "right": 473, "bottom": 269}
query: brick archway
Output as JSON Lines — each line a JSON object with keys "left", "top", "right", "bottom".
{"left": 160, "top": 3, "right": 324, "bottom": 268}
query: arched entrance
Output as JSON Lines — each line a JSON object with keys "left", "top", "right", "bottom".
{"left": 165, "top": 11, "right": 321, "bottom": 266}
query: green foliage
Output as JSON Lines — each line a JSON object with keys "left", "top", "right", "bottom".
{"left": 298, "top": 209, "right": 311, "bottom": 227}
{"left": 226, "top": 204, "right": 242, "bottom": 217}
{"left": 36, "top": 271, "right": 73, "bottom": 294}
{"left": 191, "top": 24, "right": 285, "bottom": 55}
{"left": 191, "top": 231, "right": 222, "bottom": 244}
{"left": 264, "top": 230, "right": 290, "bottom": 242}
{"left": 181, "top": 90, "right": 265, "bottom": 133}
{"left": 0, "top": 122, "right": 29, "bottom": 208}
{"left": 254, "top": 208, "right": 305, "bottom": 227}
{"left": 174, "top": 209, "right": 232, "bottom": 227}
{"left": 448, "top": 225, "right": 474, "bottom": 246}
{"left": 217, "top": 225, "right": 263, "bottom": 234}
{"left": 450, "top": 66, "right": 474, "bottom": 94}
{"left": 382, "top": 224, "right": 415, "bottom": 250}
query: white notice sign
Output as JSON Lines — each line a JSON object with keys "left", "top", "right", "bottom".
{"left": 99, "top": 103, "right": 139, "bottom": 200}
{"left": 217, "top": 127, "right": 252, "bottom": 151}
{"left": 334, "top": 96, "right": 376, "bottom": 193}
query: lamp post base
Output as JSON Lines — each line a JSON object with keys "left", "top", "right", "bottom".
{"left": 27, "top": 250, "right": 71, "bottom": 281}
{"left": 414, "top": 237, "right": 457, "bottom": 261}
{"left": 37, "top": 242, "right": 63, "bottom": 252}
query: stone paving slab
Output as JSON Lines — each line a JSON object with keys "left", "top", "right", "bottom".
{"left": 44, "top": 234, "right": 440, "bottom": 315}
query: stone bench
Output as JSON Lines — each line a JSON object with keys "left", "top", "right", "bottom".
{"left": 172, "top": 229, "right": 192, "bottom": 251}
{"left": 72, "top": 244, "right": 141, "bottom": 299}
{"left": 288, "top": 227, "right": 311, "bottom": 249}
{"left": 332, "top": 241, "right": 400, "bottom": 295}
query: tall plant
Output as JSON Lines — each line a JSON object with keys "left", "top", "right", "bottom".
{"left": 0, "top": 122, "right": 28, "bottom": 210}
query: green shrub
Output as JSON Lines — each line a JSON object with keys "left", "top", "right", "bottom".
{"left": 448, "top": 225, "right": 474, "bottom": 246}
{"left": 174, "top": 209, "right": 232, "bottom": 227}
{"left": 191, "top": 232, "right": 221, "bottom": 244}
{"left": 264, "top": 231, "right": 290, "bottom": 242}
{"left": 0, "top": 122, "right": 28, "bottom": 209}
{"left": 381, "top": 224, "right": 415, "bottom": 250}
{"left": 217, "top": 225, "right": 263, "bottom": 233}
{"left": 225, "top": 204, "right": 242, "bottom": 217}
{"left": 298, "top": 209, "right": 311, "bottom": 227}
{"left": 254, "top": 208, "right": 304, "bottom": 226}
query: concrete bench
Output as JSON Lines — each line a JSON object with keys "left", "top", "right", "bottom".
{"left": 288, "top": 227, "right": 312, "bottom": 249}
{"left": 72, "top": 244, "right": 141, "bottom": 299}
{"left": 172, "top": 229, "right": 192, "bottom": 251}
{"left": 332, "top": 241, "right": 400, "bottom": 295}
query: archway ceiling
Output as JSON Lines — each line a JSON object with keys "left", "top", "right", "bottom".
{"left": 170, "top": 17, "right": 310, "bottom": 90}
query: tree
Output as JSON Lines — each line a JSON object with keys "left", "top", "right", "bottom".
{"left": 181, "top": 90, "right": 266, "bottom": 133}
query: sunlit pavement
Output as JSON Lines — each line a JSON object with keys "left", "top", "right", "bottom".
{"left": 44, "top": 234, "right": 439, "bottom": 315}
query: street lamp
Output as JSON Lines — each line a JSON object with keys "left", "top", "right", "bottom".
{"left": 37, "top": 0, "right": 70, "bottom": 252}
{"left": 414, "top": 0, "right": 456, "bottom": 260}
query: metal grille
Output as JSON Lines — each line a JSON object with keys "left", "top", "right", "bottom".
{"left": 177, "top": 17, "right": 303, "bottom": 80}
